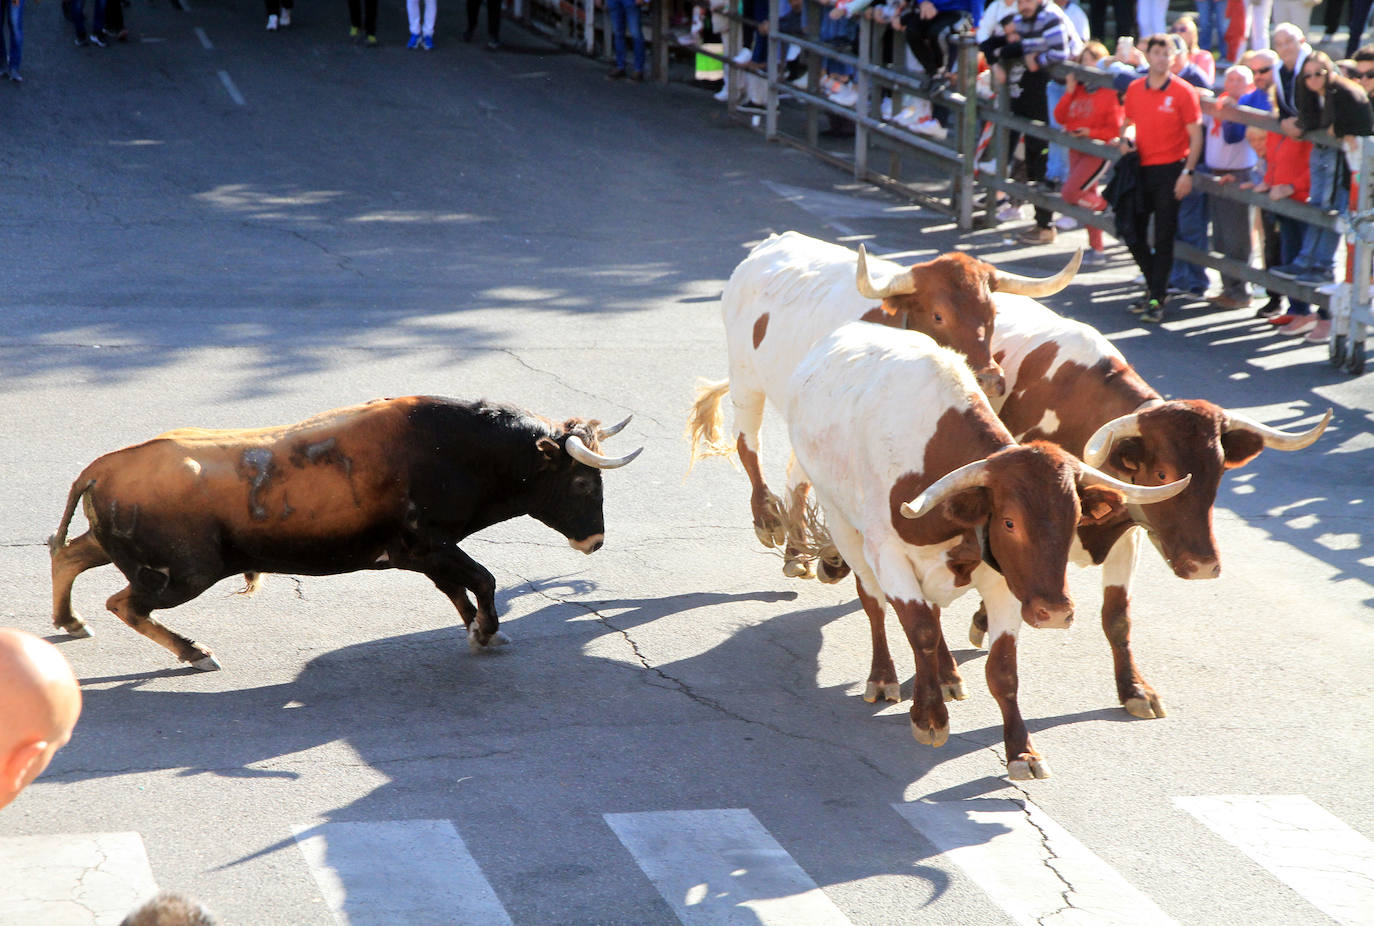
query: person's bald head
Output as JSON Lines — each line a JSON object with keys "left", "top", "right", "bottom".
{"left": 0, "top": 628, "right": 82, "bottom": 810}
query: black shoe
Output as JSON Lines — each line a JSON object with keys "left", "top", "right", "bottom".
{"left": 462, "top": 26, "right": 474, "bottom": 42}
{"left": 1128, "top": 295, "right": 1150, "bottom": 314}
{"left": 1140, "top": 299, "right": 1165, "bottom": 323}
{"left": 74, "top": 35, "right": 90, "bottom": 46}
{"left": 608, "top": 66, "right": 626, "bottom": 79}
{"left": 1255, "top": 298, "right": 1282, "bottom": 318}
{"left": 628, "top": 69, "right": 643, "bottom": 82}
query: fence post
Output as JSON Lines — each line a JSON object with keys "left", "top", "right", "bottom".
{"left": 655, "top": 0, "right": 669, "bottom": 82}
{"left": 584, "top": 0, "right": 594, "bottom": 53}
{"left": 954, "top": 30, "right": 977, "bottom": 231}
{"left": 725, "top": 5, "right": 742, "bottom": 113}
{"left": 854, "top": 12, "right": 872, "bottom": 180}
{"left": 1352, "top": 137, "right": 1373, "bottom": 363}
{"left": 993, "top": 68, "right": 1009, "bottom": 203}
{"left": 766, "top": 0, "right": 780, "bottom": 139}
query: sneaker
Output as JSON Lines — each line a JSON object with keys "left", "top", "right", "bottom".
{"left": 486, "top": 39, "right": 499, "bottom": 50}
{"left": 912, "top": 116, "right": 947, "bottom": 139}
{"left": 879, "top": 97, "right": 892, "bottom": 119}
{"left": 407, "top": 32, "right": 420, "bottom": 48}
{"left": 1210, "top": 293, "right": 1251, "bottom": 310}
{"left": 365, "top": 34, "right": 379, "bottom": 46}
{"left": 1280, "top": 315, "right": 1318, "bottom": 334}
{"left": 891, "top": 105, "right": 919, "bottom": 126}
{"left": 608, "top": 66, "right": 626, "bottom": 79}
{"left": 1128, "top": 296, "right": 1150, "bottom": 314}
{"left": 1305, "top": 318, "right": 1333, "bottom": 342}
{"left": 88, "top": 32, "right": 106, "bottom": 46}
{"left": 266, "top": 13, "right": 279, "bottom": 29}
{"left": 1269, "top": 263, "right": 1305, "bottom": 279}
{"left": 1017, "top": 224, "right": 1056, "bottom": 245}
{"left": 349, "top": 25, "right": 359, "bottom": 38}
{"left": 1081, "top": 249, "right": 1106, "bottom": 267}
{"left": 732, "top": 47, "right": 754, "bottom": 65}
{"left": 976, "top": 158, "right": 997, "bottom": 173}
{"left": 7, "top": 71, "right": 20, "bottom": 83}
{"left": 713, "top": 85, "right": 729, "bottom": 102}
{"left": 279, "top": 7, "right": 291, "bottom": 25}
{"left": 996, "top": 202, "right": 1024, "bottom": 222}
{"left": 1296, "top": 270, "right": 1333, "bottom": 284}
{"left": 1255, "top": 299, "right": 1283, "bottom": 318}
{"left": 74, "top": 35, "right": 90, "bottom": 46}
{"left": 1268, "top": 313, "right": 1298, "bottom": 326}
{"left": 1054, "top": 215, "right": 1078, "bottom": 230}
{"left": 1140, "top": 299, "right": 1165, "bottom": 323}
{"left": 422, "top": 34, "right": 433, "bottom": 50}
{"left": 628, "top": 69, "right": 643, "bottom": 82}
{"left": 828, "top": 85, "right": 858, "bottom": 106}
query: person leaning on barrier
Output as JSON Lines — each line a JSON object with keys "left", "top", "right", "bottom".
{"left": 1204, "top": 64, "right": 1262, "bottom": 310}
{"left": 1252, "top": 86, "right": 1318, "bottom": 333}
{"left": 1054, "top": 40, "right": 1123, "bottom": 265}
{"left": 0, "top": 627, "right": 81, "bottom": 812}
{"left": 1235, "top": 48, "right": 1287, "bottom": 318}
{"left": 1117, "top": 33, "right": 1203, "bottom": 323}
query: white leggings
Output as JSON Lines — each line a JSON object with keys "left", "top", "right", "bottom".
{"left": 1137, "top": 0, "right": 1169, "bottom": 37}
{"left": 407, "top": 0, "right": 437, "bottom": 35}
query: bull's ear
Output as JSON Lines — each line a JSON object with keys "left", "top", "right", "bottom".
{"left": 535, "top": 437, "right": 562, "bottom": 467}
{"left": 1077, "top": 485, "right": 1127, "bottom": 526}
{"left": 942, "top": 487, "right": 990, "bottom": 528}
{"left": 1107, "top": 437, "right": 1145, "bottom": 474}
{"left": 1220, "top": 429, "right": 1264, "bottom": 470}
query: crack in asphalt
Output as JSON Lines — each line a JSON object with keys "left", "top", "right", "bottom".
{"left": 493, "top": 347, "right": 665, "bottom": 430}
{"left": 1004, "top": 783, "right": 1079, "bottom": 924}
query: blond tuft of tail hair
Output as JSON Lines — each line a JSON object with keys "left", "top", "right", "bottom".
{"left": 685, "top": 378, "right": 739, "bottom": 474}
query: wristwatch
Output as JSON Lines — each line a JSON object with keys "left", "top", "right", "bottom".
{"left": 1181, "top": 167, "right": 1194, "bottom": 175}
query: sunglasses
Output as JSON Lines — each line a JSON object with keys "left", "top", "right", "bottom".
{"left": 1253, "top": 65, "right": 1272, "bottom": 74}
{"left": 1303, "top": 69, "right": 1329, "bottom": 79}
{"left": 1359, "top": 70, "right": 1374, "bottom": 79}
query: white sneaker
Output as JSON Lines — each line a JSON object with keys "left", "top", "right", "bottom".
{"left": 266, "top": 13, "right": 279, "bottom": 29}
{"left": 1054, "top": 215, "right": 1078, "bottom": 230}
{"left": 879, "top": 97, "right": 893, "bottom": 119}
{"left": 912, "top": 116, "right": 947, "bottom": 139}
{"left": 892, "top": 105, "right": 919, "bottom": 126}
{"left": 977, "top": 158, "right": 997, "bottom": 173}
{"left": 732, "top": 47, "right": 754, "bottom": 65}
{"left": 997, "top": 202, "right": 1024, "bottom": 222}
{"left": 1081, "top": 249, "right": 1106, "bottom": 267}
{"left": 713, "top": 85, "right": 729, "bottom": 102}
{"left": 828, "top": 85, "right": 858, "bottom": 106}
{"left": 279, "top": 7, "right": 291, "bottom": 25}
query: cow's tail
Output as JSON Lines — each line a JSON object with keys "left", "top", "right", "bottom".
{"left": 685, "top": 378, "right": 738, "bottom": 474}
{"left": 48, "top": 478, "right": 95, "bottom": 555}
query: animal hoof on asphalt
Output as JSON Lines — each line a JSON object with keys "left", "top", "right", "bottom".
{"left": 1007, "top": 755, "right": 1052, "bottom": 780}
{"left": 782, "top": 557, "right": 815, "bottom": 579}
{"left": 468, "top": 628, "right": 512, "bottom": 653}
{"left": 62, "top": 622, "right": 93, "bottom": 639}
{"left": 191, "top": 654, "right": 222, "bottom": 672}
{"left": 1124, "top": 694, "right": 1166, "bottom": 719}
{"left": 753, "top": 524, "right": 781, "bottom": 548}
{"left": 941, "top": 679, "right": 967, "bottom": 702}
{"left": 911, "top": 719, "right": 949, "bottom": 748}
{"left": 817, "top": 557, "right": 849, "bottom": 584}
{"left": 863, "top": 680, "right": 901, "bottom": 703}
{"left": 968, "top": 622, "right": 986, "bottom": 649}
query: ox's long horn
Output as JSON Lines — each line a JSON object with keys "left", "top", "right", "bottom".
{"left": 1222, "top": 407, "right": 1333, "bottom": 451}
{"left": 566, "top": 435, "right": 643, "bottom": 470}
{"left": 855, "top": 243, "right": 918, "bottom": 300}
{"left": 899, "top": 459, "right": 992, "bottom": 520}
{"left": 596, "top": 415, "right": 632, "bottom": 441}
{"left": 994, "top": 248, "right": 1083, "bottom": 298}
{"left": 1077, "top": 463, "right": 1192, "bottom": 505}
{"left": 1082, "top": 412, "right": 1143, "bottom": 467}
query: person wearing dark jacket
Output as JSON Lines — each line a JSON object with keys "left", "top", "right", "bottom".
{"left": 1271, "top": 50, "right": 1374, "bottom": 288}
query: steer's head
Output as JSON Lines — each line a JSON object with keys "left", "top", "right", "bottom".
{"left": 901, "top": 442, "right": 1191, "bottom": 628}
{"left": 530, "top": 416, "right": 642, "bottom": 555}
{"left": 1083, "top": 402, "right": 1331, "bottom": 580}
{"left": 855, "top": 246, "right": 1083, "bottom": 401}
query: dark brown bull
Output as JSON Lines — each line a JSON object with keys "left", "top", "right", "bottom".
{"left": 48, "top": 396, "right": 641, "bottom": 670}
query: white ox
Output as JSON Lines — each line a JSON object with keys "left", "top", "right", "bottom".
{"left": 687, "top": 231, "right": 1082, "bottom": 579}
{"left": 784, "top": 322, "right": 1189, "bottom": 779}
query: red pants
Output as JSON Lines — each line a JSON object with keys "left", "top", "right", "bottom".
{"left": 1062, "top": 150, "right": 1109, "bottom": 251}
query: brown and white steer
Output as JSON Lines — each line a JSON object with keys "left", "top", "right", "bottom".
{"left": 785, "top": 322, "right": 1189, "bottom": 779}
{"left": 980, "top": 295, "right": 1331, "bottom": 718}
{"left": 48, "top": 396, "right": 641, "bottom": 670}
{"left": 686, "top": 231, "right": 1081, "bottom": 579}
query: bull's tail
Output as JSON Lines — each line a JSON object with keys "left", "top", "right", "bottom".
{"left": 685, "top": 378, "right": 739, "bottom": 474}
{"left": 48, "top": 478, "right": 96, "bottom": 556}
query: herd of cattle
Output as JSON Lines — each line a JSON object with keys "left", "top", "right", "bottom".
{"left": 44, "top": 231, "right": 1329, "bottom": 781}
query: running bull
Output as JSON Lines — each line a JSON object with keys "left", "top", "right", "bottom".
{"left": 48, "top": 396, "right": 642, "bottom": 670}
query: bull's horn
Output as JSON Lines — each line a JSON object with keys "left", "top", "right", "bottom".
{"left": 899, "top": 459, "right": 992, "bottom": 520}
{"left": 596, "top": 415, "right": 632, "bottom": 440}
{"left": 566, "top": 435, "right": 643, "bottom": 470}
{"left": 855, "top": 243, "right": 918, "bottom": 300}
{"left": 1077, "top": 463, "right": 1192, "bottom": 504}
{"left": 1222, "top": 407, "right": 1332, "bottom": 451}
{"left": 994, "top": 248, "right": 1083, "bottom": 298}
{"left": 1082, "top": 412, "right": 1143, "bottom": 467}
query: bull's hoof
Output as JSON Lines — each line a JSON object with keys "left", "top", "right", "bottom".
{"left": 910, "top": 719, "right": 949, "bottom": 748}
{"left": 863, "top": 680, "right": 901, "bottom": 703}
{"left": 817, "top": 557, "right": 850, "bottom": 585}
{"left": 1007, "top": 755, "right": 1052, "bottom": 780}
{"left": 467, "top": 628, "right": 512, "bottom": 653}
{"left": 1124, "top": 694, "right": 1166, "bottom": 719}
{"left": 941, "top": 679, "right": 967, "bottom": 702}
{"left": 190, "top": 654, "right": 222, "bottom": 672}
{"left": 968, "top": 622, "right": 986, "bottom": 649}
{"left": 57, "top": 620, "right": 93, "bottom": 639}
{"left": 782, "top": 557, "right": 816, "bottom": 580}
{"left": 754, "top": 523, "right": 786, "bottom": 549}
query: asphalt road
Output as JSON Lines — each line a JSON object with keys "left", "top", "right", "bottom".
{"left": 2, "top": 2, "right": 1372, "bottom": 924}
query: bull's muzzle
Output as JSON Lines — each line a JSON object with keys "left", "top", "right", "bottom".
{"left": 1023, "top": 597, "right": 1073, "bottom": 629}
{"left": 976, "top": 365, "right": 1007, "bottom": 399}
{"left": 570, "top": 534, "right": 604, "bottom": 555}
{"left": 1172, "top": 554, "right": 1220, "bottom": 580}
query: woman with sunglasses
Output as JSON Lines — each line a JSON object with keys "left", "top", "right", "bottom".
{"left": 1171, "top": 15, "right": 1215, "bottom": 84}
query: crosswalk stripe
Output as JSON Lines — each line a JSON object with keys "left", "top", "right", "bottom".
{"left": 893, "top": 798, "right": 1179, "bottom": 926}
{"left": 0, "top": 831, "right": 157, "bottom": 926}
{"left": 604, "top": 808, "right": 852, "bottom": 926}
{"left": 1175, "top": 795, "right": 1374, "bottom": 926}
{"left": 290, "top": 820, "right": 513, "bottom": 926}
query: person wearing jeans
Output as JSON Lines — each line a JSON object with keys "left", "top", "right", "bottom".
{"left": 607, "top": 0, "right": 646, "bottom": 79}
{"left": 1, "top": 0, "right": 23, "bottom": 82}
{"left": 63, "top": 0, "right": 106, "bottom": 45}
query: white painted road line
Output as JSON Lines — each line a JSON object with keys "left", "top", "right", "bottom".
{"left": 894, "top": 798, "right": 1179, "bottom": 926}
{"left": 291, "top": 819, "right": 512, "bottom": 926}
{"left": 1175, "top": 795, "right": 1374, "bottom": 926}
{"left": 217, "top": 70, "right": 244, "bottom": 106}
{"left": 604, "top": 808, "right": 852, "bottom": 926}
{"left": 0, "top": 831, "right": 157, "bottom": 926}
{"left": 194, "top": 27, "right": 213, "bottom": 50}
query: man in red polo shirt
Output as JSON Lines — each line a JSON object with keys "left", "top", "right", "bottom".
{"left": 1119, "top": 34, "right": 1203, "bottom": 323}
